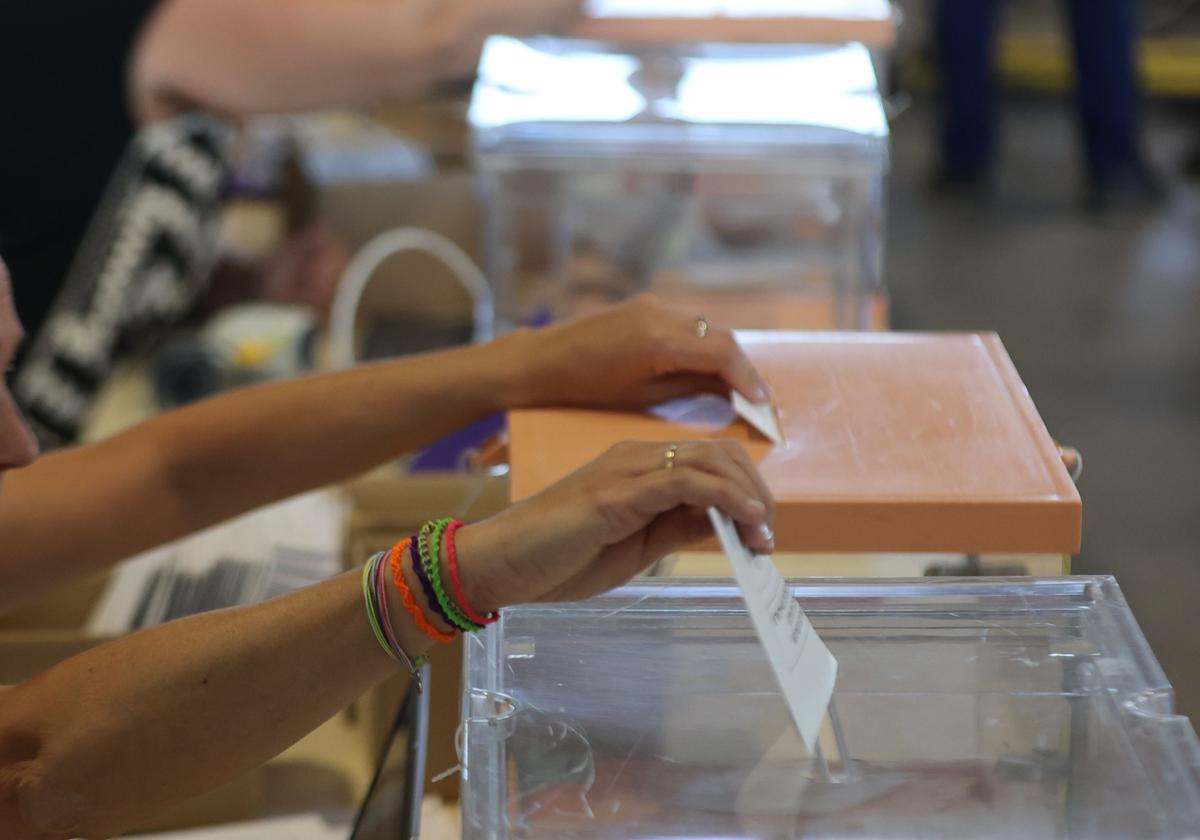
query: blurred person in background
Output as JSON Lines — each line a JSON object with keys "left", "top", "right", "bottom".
{"left": 933, "top": 0, "right": 1160, "bottom": 212}
{"left": 1, "top": 0, "right": 585, "bottom": 445}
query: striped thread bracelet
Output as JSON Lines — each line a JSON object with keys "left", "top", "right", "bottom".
{"left": 444, "top": 519, "right": 498, "bottom": 626}
{"left": 408, "top": 536, "right": 459, "bottom": 631}
{"left": 388, "top": 540, "right": 456, "bottom": 644}
{"left": 373, "top": 548, "right": 425, "bottom": 676}
{"left": 419, "top": 518, "right": 483, "bottom": 633}
{"left": 361, "top": 549, "right": 426, "bottom": 691}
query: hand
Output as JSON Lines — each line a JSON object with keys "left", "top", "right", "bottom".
{"left": 453, "top": 440, "right": 775, "bottom": 611}
{"left": 515, "top": 295, "right": 770, "bottom": 409}
{"left": 443, "top": 0, "right": 586, "bottom": 78}
{"left": 493, "top": 0, "right": 584, "bottom": 36}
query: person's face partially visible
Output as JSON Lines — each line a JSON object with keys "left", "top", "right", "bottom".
{"left": 0, "top": 260, "right": 39, "bottom": 494}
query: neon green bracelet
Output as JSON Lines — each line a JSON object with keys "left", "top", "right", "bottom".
{"left": 361, "top": 552, "right": 396, "bottom": 661}
{"left": 420, "top": 518, "right": 481, "bottom": 632}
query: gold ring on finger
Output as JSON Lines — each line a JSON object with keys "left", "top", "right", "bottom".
{"left": 664, "top": 444, "right": 679, "bottom": 470}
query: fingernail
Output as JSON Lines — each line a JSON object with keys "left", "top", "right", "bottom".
{"left": 758, "top": 522, "right": 774, "bottom": 546}
{"left": 754, "top": 386, "right": 768, "bottom": 402}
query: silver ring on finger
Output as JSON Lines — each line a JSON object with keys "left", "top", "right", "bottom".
{"left": 694, "top": 316, "right": 709, "bottom": 339}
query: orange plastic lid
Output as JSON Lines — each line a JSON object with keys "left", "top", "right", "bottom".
{"left": 509, "top": 332, "right": 1081, "bottom": 554}
{"left": 572, "top": 1, "right": 898, "bottom": 48}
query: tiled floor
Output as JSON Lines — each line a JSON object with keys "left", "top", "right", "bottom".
{"left": 888, "top": 96, "right": 1200, "bottom": 720}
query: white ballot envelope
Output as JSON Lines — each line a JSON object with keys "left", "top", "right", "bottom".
{"left": 708, "top": 507, "right": 837, "bottom": 750}
{"left": 731, "top": 390, "right": 785, "bottom": 445}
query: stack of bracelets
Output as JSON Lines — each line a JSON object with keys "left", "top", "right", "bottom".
{"left": 361, "top": 518, "right": 498, "bottom": 692}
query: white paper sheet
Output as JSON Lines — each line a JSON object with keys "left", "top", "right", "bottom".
{"left": 708, "top": 508, "right": 837, "bottom": 750}
{"left": 731, "top": 390, "right": 784, "bottom": 445}
{"left": 87, "top": 492, "right": 343, "bottom": 634}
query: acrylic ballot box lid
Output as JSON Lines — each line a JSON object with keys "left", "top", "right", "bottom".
{"left": 572, "top": 0, "right": 899, "bottom": 49}
{"left": 508, "top": 332, "right": 1082, "bottom": 555}
{"left": 469, "top": 37, "right": 888, "bottom": 173}
{"left": 460, "top": 577, "right": 1200, "bottom": 839}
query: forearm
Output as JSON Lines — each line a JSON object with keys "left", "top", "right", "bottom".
{"left": 0, "top": 435, "right": 776, "bottom": 837}
{"left": 0, "top": 570, "right": 422, "bottom": 838}
{"left": 132, "top": 0, "right": 541, "bottom": 121}
{"left": 0, "top": 333, "right": 534, "bottom": 611}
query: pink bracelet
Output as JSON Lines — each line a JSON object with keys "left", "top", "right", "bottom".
{"left": 374, "top": 549, "right": 407, "bottom": 661}
{"left": 445, "top": 520, "right": 497, "bottom": 626}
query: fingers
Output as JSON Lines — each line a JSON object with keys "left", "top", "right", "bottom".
{"left": 641, "top": 506, "right": 714, "bottom": 560}
{"left": 663, "top": 441, "right": 775, "bottom": 553}
{"left": 606, "top": 467, "right": 765, "bottom": 529}
{"left": 641, "top": 505, "right": 777, "bottom": 564}
{"left": 711, "top": 332, "right": 771, "bottom": 404}
{"left": 600, "top": 461, "right": 774, "bottom": 554}
{"left": 735, "top": 515, "right": 775, "bottom": 556}
{"left": 716, "top": 440, "right": 776, "bottom": 522}
{"left": 663, "top": 314, "right": 769, "bottom": 404}
{"left": 616, "top": 438, "right": 775, "bottom": 527}
{"left": 628, "top": 296, "right": 768, "bottom": 402}
{"left": 670, "top": 441, "right": 767, "bottom": 519}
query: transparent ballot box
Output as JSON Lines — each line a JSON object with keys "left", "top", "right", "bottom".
{"left": 572, "top": 0, "right": 899, "bottom": 49}
{"left": 469, "top": 37, "right": 890, "bottom": 333}
{"left": 507, "top": 332, "right": 1082, "bottom": 577}
{"left": 460, "top": 577, "right": 1200, "bottom": 839}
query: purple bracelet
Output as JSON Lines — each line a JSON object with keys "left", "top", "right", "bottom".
{"left": 410, "top": 537, "right": 457, "bottom": 630}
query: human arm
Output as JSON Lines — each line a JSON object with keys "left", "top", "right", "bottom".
{"left": 130, "top": 0, "right": 583, "bottom": 123}
{"left": 0, "top": 440, "right": 773, "bottom": 839}
{"left": 0, "top": 295, "right": 767, "bottom": 612}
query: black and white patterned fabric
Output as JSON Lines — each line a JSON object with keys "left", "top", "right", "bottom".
{"left": 15, "top": 116, "right": 231, "bottom": 448}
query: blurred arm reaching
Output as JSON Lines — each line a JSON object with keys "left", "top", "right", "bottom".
{"left": 130, "top": 0, "right": 583, "bottom": 122}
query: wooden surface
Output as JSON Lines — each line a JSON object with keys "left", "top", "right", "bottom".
{"left": 509, "top": 332, "right": 1081, "bottom": 554}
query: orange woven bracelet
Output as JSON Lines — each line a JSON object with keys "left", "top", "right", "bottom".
{"left": 389, "top": 539, "right": 456, "bottom": 644}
